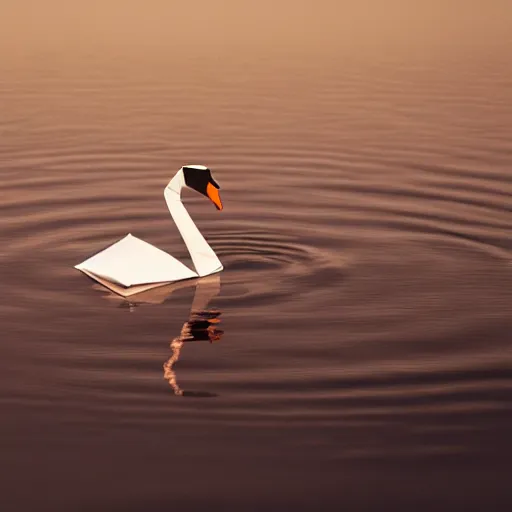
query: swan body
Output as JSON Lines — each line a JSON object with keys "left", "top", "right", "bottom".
{"left": 75, "top": 165, "right": 223, "bottom": 297}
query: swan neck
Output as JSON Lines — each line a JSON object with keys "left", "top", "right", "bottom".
{"left": 164, "top": 170, "right": 223, "bottom": 277}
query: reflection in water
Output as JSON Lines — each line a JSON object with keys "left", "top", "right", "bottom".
{"left": 162, "top": 275, "right": 223, "bottom": 398}
{"left": 96, "top": 274, "right": 224, "bottom": 396}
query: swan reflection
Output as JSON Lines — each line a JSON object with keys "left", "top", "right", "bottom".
{"left": 97, "top": 275, "right": 223, "bottom": 397}
{"left": 163, "top": 275, "right": 223, "bottom": 397}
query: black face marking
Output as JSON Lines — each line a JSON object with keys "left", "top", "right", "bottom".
{"left": 183, "top": 166, "right": 220, "bottom": 196}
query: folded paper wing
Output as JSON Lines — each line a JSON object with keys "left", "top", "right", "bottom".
{"left": 75, "top": 234, "right": 198, "bottom": 297}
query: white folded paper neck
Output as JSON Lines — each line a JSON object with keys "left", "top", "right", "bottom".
{"left": 75, "top": 168, "right": 223, "bottom": 297}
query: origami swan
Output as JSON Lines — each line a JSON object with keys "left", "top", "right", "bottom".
{"left": 75, "top": 165, "right": 223, "bottom": 297}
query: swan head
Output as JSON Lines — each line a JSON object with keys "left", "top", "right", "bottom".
{"left": 182, "top": 165, "right": 223, "bottom": 211}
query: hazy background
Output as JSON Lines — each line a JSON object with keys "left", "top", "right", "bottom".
{"left": 1, "top": 1, "right": 511, "bottom": 53}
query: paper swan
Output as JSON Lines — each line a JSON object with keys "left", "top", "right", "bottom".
{"left": 75, "top": 165, "right": 223, "bottom": 297}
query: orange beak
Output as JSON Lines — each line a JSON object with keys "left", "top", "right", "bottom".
{"left": 206, "top": 182, "right": 223, "bottom": 210}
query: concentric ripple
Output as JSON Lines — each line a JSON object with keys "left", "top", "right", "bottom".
{"left": 0, "top": 49, "right": 510, "bottom": 465}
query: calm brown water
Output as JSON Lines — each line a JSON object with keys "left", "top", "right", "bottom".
{"left": 1, "top": 2, "right": 511, "bottom": 511}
